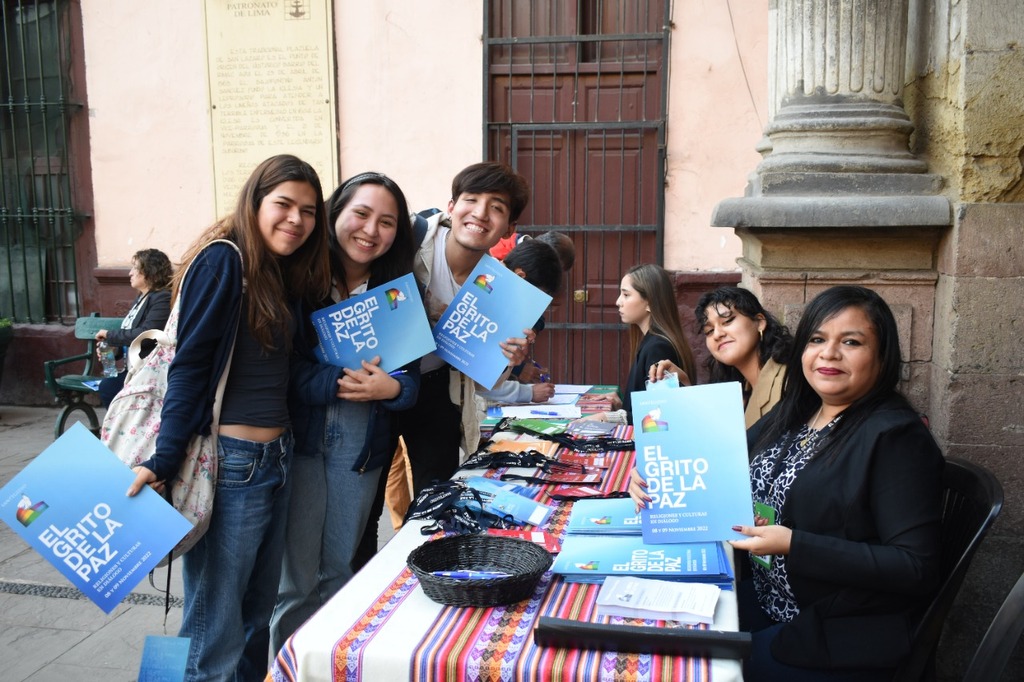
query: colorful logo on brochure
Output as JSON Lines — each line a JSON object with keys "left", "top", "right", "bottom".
{"left": 473, "top": 273, "right": 496, "bottom": 293}
{"left": 575, "top": 561, "right": 599, "bottom": 571}
{"left": 16, "top": 494, "right": 48, "bottom": 527}
{"left": 384, "top": 288, "right": 407, "bottom": 310}
{"left": 589, "top": 516, "right": 612, "bottom": 526}
{"left": 641, "top": 407, "right": 669, "bottom": 433}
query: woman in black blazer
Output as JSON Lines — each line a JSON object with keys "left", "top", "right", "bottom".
{"left": 94, "top": 249, "right": 173, "bottom": 406}
{"left": 731, "top": 285, "right": 943, "bottom": 681}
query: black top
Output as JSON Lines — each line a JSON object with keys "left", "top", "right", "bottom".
{"left": 623, "top": 333, "right": 681, "bottom": 418}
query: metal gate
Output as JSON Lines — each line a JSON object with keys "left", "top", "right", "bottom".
{"left": 484, "top": 0, "right": 670, "bottom": 387}
{"left": 1, "top": 0, "right": 82, "bottom": 323}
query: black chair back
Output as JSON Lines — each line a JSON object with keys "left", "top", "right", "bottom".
{"left": 962, "top": 568, "right": 1024, "bottom": 682}
{"left": 893, "top": 457, "right": 1003, "bottom": 682}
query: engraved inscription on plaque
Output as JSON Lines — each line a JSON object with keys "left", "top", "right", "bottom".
{"left": 206, "top": 0, "right": 337, "bottom": 214}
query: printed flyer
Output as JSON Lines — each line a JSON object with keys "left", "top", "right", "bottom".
{"left": 552, "top": 534, "right": 733, "bottom": 585}
{"left": 0, "top": 423, "right": 192, "bottom": 613}
{"left": 432, "top": 254, "right": 552, "bottom": 389}
{"left": 311, "top": 272, "right": 435, "bottom": 373}
{"left": 631, "top": 382, "right": 755, "bottom": 544}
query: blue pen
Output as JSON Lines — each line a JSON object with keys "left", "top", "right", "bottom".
{"left": 431, "top": 570, "right": 510, "bottom": 579}
{"left": 530, "top": 410, "right": 559, "bottom": 416}
{"left": 388, "top": 370, "right": 407, "bottom": 377}
{"left": 531, "top": 360, "right": 551, "bottom": 383}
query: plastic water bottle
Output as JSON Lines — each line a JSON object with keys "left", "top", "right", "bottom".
{"left": 98, "top": 342, "right": 118, "bottom": 378}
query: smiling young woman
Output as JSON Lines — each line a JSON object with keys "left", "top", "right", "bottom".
{"left": 125, "top": 154, "right": 331, "bottom": 682}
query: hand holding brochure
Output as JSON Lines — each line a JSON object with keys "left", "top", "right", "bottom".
{"left": 596, "top": 575, "right": 721, "bottom": 625}
{"left": 0, "top": 424, "right": 192, "bottom": 613}
{"left": 311, "top": 272, "right": 435, "bottom": 372}
{"left": 432, "top": 254, "right": 552, "bottom": 389}
{"left": 631, "top": 382, "right": 755, "bottom": 544}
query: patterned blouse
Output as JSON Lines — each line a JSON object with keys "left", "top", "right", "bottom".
{"left": 748, "top": 416, "right": 841, "bottom": 622}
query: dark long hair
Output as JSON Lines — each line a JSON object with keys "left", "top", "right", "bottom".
{"left": 753, "top": 285, "right": 907, "bottom": 461}
{"left": 695, "top": 286, "right": 792, "bottom": 384}
{"left": 175, "top": 154, "right": 331, "bottom": 350}
{"left": 624, "top": 264, "right": 697, "bottom": 383}
{"left": 325, "top": 172, "right": 414, "bottom": 297}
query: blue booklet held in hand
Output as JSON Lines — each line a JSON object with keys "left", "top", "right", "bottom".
{"left": 0, "top": 423, "right": 192, "bottom": 613}
{"left": 311, "top": 272, "right": 435, "bottom": 373}
{"left": 432, "top": 254, "right": 552, "bottom": 389}
{"left": 631, "top": 382, "right": 754, "bottom": 544}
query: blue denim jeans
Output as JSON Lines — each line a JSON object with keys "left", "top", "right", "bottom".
{"left": 270, "top": 399, "right": 380, "bottom": 654}
{"left": 180, "top": 431, "right": 292, "bottom": 682}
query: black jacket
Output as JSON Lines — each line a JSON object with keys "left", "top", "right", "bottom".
{"left": 623, "top": 333, "right": 680, "bottom": 417}
{"left": 746, "top": 396, "right": 943, "bottom": 669}
{"left": 106, "top": 289, "right": 172, "bottom": 358}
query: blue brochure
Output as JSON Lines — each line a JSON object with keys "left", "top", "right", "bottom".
{"left": 311, "top": 272, "right": 435, "bottom": 373}
{"left": 0, "top": 423, "right": 192, "bottom": 613}
{"left": 631, "top": 382, "right": 755, "bottom": 544}
{"left": 564, "top": 497, "right": 642, "bottom": 535}
{"left": 138, "top": 635, "right": 190, "bottom": 681}
{"left": 460, "top": 476, "right": 555, "bottom": 527}
{"left": 432, "top": 254, "right": 552, "bottom": 389}
{"left": 551, "top": 534, "right": 733, "bottom": 585}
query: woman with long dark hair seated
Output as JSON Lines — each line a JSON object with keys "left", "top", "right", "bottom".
{"left": 730, "top": 285, "right": 943, "bottom": 681}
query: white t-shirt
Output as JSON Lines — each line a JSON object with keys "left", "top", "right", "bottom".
{"left": 419, "top": 227, "right": 460, "bottom": 374}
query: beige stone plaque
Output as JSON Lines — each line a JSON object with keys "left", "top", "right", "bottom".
{"left": 206, "top": 0, "right": 337, "bottom": 216}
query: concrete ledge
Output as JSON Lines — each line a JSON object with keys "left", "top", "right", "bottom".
{"left": 712, "top": 195, "right": 952, "bottom": 228}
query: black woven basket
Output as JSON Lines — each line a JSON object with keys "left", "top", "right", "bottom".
{"left": 407, "top": 534, "right": 552, "bottom": 607}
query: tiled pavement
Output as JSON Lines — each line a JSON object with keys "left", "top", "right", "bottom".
{"left": 0, "top": 405, "right": 395, "bottom": 681}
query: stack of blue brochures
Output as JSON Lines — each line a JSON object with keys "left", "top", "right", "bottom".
{"left": 563, "top": 498, "right": 642, "bottom": 536}
{"left": 551, "top": 535, "right": 733, "bottom": 587}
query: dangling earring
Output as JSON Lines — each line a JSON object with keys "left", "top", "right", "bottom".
{"left": 759, "top": 328, "right": 764, "bottom": 341}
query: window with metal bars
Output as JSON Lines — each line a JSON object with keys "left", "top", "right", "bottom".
{"left": 1, "top": 0, "right": 82, "bottom": 323}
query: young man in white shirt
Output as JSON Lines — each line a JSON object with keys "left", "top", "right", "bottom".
{"left": 401, "top": 161, "right": 534, "bottom": 494}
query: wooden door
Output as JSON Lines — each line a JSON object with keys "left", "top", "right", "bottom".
{"left": 485, "top": 0, "right": 669, "bottom": 387}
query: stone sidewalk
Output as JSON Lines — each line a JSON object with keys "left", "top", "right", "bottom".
{"left": 0, "top": 405, "right": 398, "bottom": 681}
{"left": 0, "top": 406, "right": 185, "bottom": 681}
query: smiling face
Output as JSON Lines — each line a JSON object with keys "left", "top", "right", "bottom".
{"left": 334, "top": 183, "right": 399, "bottom": 275}
{"left": 257, "top": 180, "right": 319, "bottom": 257}
{"left": 701, "top": 303, "right": 765, "bottom": 369}
{"left": 616, "top": 274, "right": 651, "bottom": 331}
{"left": 447, "top": 191, "right": 516, "bottom": 253}
{"left": 801, "top": 305, "right": 882, "bottom": 411}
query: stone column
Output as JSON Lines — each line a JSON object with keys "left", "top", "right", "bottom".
{"left": 711, "top": 0, "right": 951, "bottom": 411}
{"left": 716, "top": 0, "right": 950, "bottom": 218}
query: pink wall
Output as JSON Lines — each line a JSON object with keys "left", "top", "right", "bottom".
{"left": 81, "top": 1, "right": 767, "bottom": 273}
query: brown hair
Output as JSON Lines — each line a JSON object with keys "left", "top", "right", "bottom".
{"left": 624, "top": 264, "right": 697, "bottom": 383}
{"left": 174, "top": 154, "right": 330, "bottom": 350}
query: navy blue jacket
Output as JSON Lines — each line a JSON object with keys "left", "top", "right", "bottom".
{"left": 144, "top": 243, "right": 245, "bottom": 481}
{"left": 289, "top": 274, "right": 420, "bottom": 473}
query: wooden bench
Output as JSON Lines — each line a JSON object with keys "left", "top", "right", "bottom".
{"left": 43, "top": 313, "right": 123, "bottom": 439}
